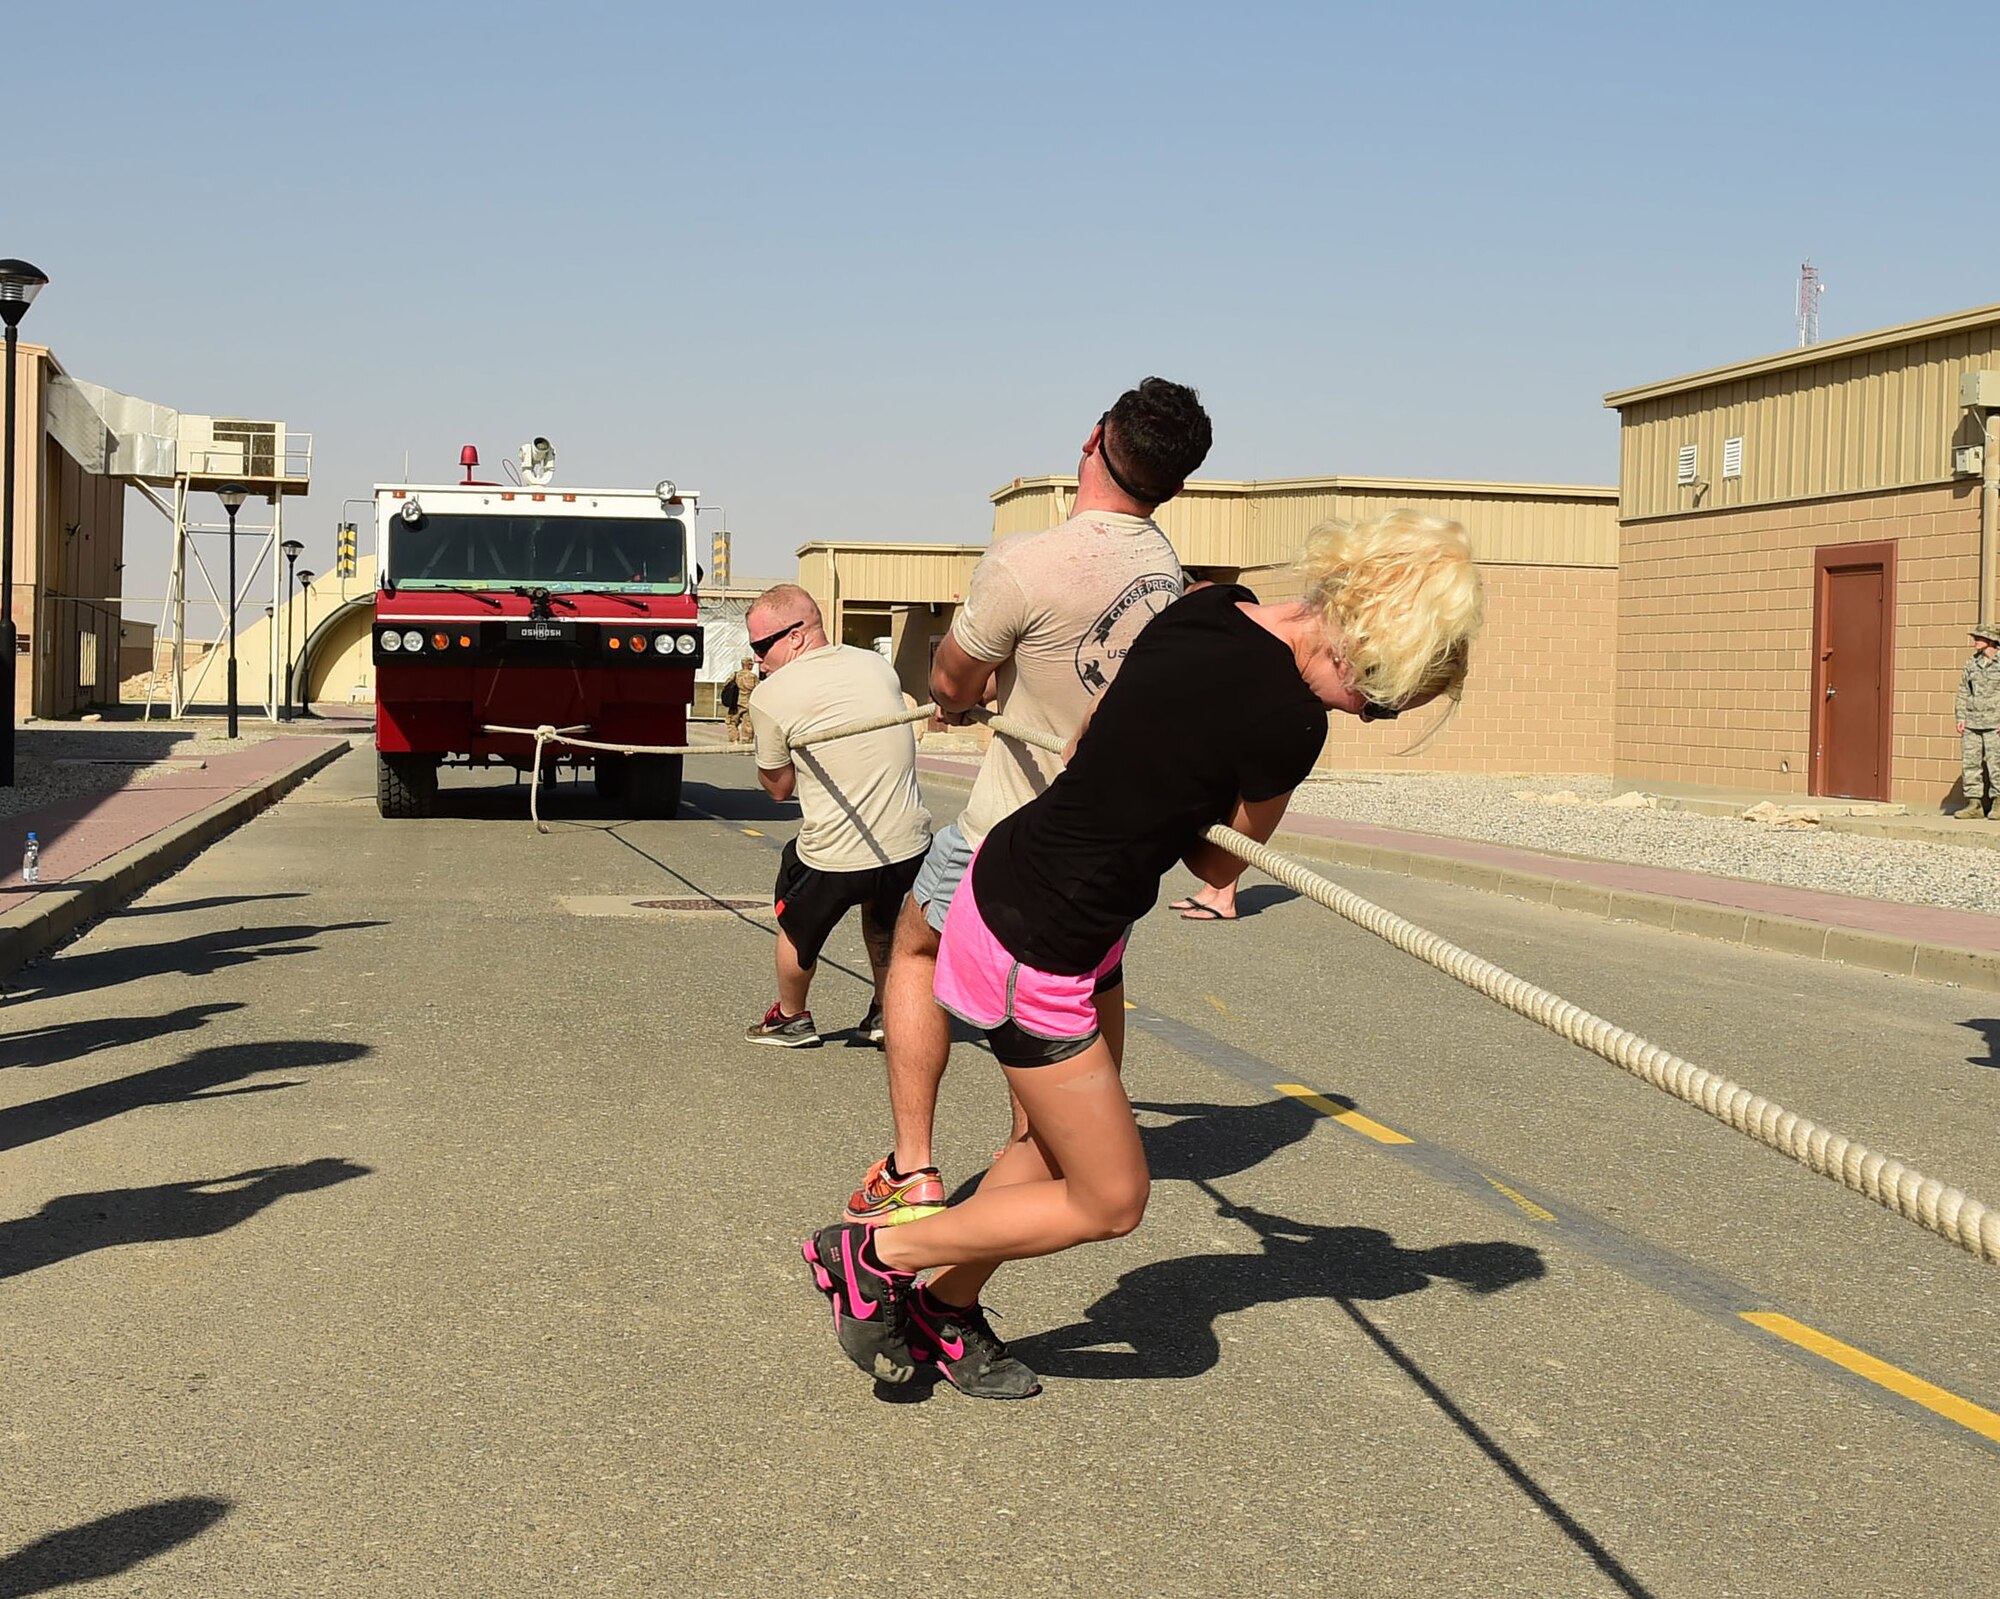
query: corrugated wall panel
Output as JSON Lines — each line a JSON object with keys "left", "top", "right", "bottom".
{"left": 990, "top": 478, "right": 1616, "bottom": 568}
{"left": 1618, "top": 325, "right": 2000, "bottom": 519}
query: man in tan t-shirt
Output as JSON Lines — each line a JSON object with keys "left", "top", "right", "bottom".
{"left": 845, "top": 378, "right": 1213, "bottom": 1250}
{"left": 745, "top": 584, "right": 931, "bottom": 1048}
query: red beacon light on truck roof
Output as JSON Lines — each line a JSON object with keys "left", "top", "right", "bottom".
{"left": 460, "top": 445, "right": 480, "bottom": 483}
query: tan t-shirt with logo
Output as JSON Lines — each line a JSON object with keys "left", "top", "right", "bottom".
{"left": 749, "top": 643, "right": 932, "bottom": 872}
{"left": 951, "top": 511, "right": 1183, "bottom": 844}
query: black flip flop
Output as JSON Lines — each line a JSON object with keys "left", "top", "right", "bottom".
{"left": 1180, "top": 904, "right": 1237, "bottom": 922}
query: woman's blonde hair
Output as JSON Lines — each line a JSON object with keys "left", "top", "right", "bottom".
{"left": 1295, "top": 511, "right": 1484, "bottom": 709}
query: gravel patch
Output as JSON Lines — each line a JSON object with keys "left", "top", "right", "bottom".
{"left": 1288, "top": 773, "right": 2000, "bottom": 917}
{"left": 0, "top": 722, "right": 263, "bottom": 828}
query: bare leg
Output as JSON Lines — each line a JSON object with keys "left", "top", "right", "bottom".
{"left": 871, "top": 1038, "right": 1150, "bottom": 1277}
{"left": 776, "top": 927, "right": 813, "bottom": 1015}
{"left": 858, "top": 901, "right": 895, "bottom": 1009}
{"left": 882, "top": 894, "right": 949, "bottom": 1173}
{"left": 997, "top": 982, "right": 1124, "bottom": 1150}
{"left": 1180, "top": 880, "right": 1239, "bottom": 919}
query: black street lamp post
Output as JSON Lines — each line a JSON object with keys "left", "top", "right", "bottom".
{"left": 297, "top": 571, "right": 316, "bottom": 717}
{"left": 217, "top": 483, "right": 248, "bottom": 738}
{"left": 0, "top": 258, "right": 49, "bottom": 788}
{"left": 280, "top": 537, "right": 303, "bottom": 718}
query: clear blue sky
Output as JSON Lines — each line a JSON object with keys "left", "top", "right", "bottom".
{"left": 12, "top": 0, "right": 1986, "bottom": 601}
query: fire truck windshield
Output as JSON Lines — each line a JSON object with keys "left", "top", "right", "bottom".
{"left": 389, "top": 512, "right": 689, "bottom": 590}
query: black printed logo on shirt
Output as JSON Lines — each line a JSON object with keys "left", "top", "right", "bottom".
{"left": 1075, "top": 573, "right": 1182, "bottom": 695}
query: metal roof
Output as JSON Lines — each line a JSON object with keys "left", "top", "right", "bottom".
{"left": 1603, "top": 300, "right": 2000, "bottom": 409}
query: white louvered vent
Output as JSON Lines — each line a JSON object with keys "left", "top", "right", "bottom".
{"left": 1722, "top": 437, "right": 1744, "bottom": 480}
{"left": 1676, "top": 444, "right": 1699, "bottom": 485}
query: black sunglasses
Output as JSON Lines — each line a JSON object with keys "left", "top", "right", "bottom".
{"left": 1358, "top": 697, "right": 1401, "bottom": 724}
{"left": 749, "top": 620, "right": 802, "bottom": 659}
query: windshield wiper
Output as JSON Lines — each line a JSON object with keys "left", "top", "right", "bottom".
{"left": 561, "top": 589, "right": 651, "bottom": 612}
{"left": 461, "top": 591, "right": 503, "bottom": 609}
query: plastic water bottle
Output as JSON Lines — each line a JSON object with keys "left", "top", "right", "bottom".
{"left": 21, "top": 832, "right": 38, "bottom": 885}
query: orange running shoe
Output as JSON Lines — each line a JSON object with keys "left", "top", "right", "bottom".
{"left": 844, "top": 1155, "right": 945, "bottom": 1226}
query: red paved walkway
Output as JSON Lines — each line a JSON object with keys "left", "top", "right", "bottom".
{"left": 916, "top": 752, "right": 2000, "bottom": 953}
{"left": 1, "top": 737, "right": 345, "bottom": 906}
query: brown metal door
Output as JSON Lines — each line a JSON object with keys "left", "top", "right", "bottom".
{"left": 1814, "top": 545, "right": 1894, "bottom": 801}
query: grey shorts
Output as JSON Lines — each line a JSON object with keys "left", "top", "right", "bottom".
{"left": 911, "top": 820, "right": 976, "bottom": 933}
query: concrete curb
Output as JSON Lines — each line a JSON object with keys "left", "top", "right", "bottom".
{"left": 914, "top": 755, "right": 2000, "bottom": 993}
{"left": 0, "top": 739, "right": 352, "bottom": 980}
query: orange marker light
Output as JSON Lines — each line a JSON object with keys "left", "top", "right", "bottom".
{"left": 432, "top": 632, "right": 449, "bottom": 650}
{"left": 629, "top": 634, "right": 646, "bottom": 652}
{"left": 608, "top": 636, "right": 622, "bottom": 650}
{"left": 458, "top": 634, "right": 472, "bottom": 648}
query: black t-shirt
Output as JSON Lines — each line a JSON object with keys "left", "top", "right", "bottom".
{"left": 972, "top": 584, "right": 1327, "bottom": 974}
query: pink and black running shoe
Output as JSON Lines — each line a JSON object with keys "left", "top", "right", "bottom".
{"left": 907, "top": 1283, "right": 1042, "bottom": 1400}
{"left": 802, "top": 1222, "right": 919, "bottom": 1384}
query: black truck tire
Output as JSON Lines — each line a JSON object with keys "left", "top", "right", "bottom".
{"left": 593, "top": 752, "right": 630, "bottom": 803}
{"left": 627, "top": 754, "right": 683, "bottom": 818}
{"left": 376, "top": 750, "right": 440, "bottom": 818}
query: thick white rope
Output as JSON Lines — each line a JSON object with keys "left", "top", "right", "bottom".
{"left": 487, "top": 701, "right": 2000, "bottom": 1266}
{"left": 479, "top": 705, "right": 935, "bottom": 833}
{"left": 975, "top": 711, "right": 2000, "bottom": 1269}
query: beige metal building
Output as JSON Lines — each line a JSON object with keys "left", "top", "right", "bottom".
{"left": 795, "top": 540, "right": 987, "bottom": 697}
{"left": 1605, "top": 301, "right": 2000, "bottom": 805}
{"left": 989, "top": 475, "right": 1621, "bottom": 774}
{"left": 5, "top": 341, "right": 127, "bottom": 719}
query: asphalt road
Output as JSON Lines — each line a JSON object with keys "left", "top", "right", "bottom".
{"left": 2, "top": 747, "right": 1996, "bottom": 1598}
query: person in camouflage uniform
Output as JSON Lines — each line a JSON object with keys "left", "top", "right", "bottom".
{"left": 725, "top": 656, "right": 759, "bottom": 743}
{"left": 1954, "top": 623, "right": 2000, "bottom": 818}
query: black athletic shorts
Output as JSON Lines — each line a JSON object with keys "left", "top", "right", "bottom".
{"left": 773, "top": 839, "right": 927, "bottom": 969}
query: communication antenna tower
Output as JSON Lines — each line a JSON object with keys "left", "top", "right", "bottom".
{"left": 1797, "top": 261, "right": 1824, "bottom": 347}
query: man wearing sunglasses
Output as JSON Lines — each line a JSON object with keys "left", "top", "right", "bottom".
{"left": 742, "top": 585, "right": 932, "bottom": 1048}
{"left": 845, "top": 377, "right": 1214, "bottom": 1264}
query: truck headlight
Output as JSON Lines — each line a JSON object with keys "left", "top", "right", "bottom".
{"left": 401, "top": 629, "right": 424, "bottom": 651}
{"left": 652, "top": 633, "right": 674, "bottom": 656}
{"left": 381, "top": 631, "right": 402, "bottom": 653}
{"left": 674, "top": 633, "right": 697, "bottom": 657}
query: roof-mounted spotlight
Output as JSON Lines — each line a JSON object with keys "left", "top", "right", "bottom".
{"left": 521, "top": 437, "right": 556, "bottom": 486}
{"left": 656, "top": 479, "right": 680, "bottom": 508}
{"left": 401, "top": 495, "right": 423, "bottom": 523}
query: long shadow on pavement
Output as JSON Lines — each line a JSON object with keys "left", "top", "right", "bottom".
{"left": 1963, "top": 1018, "right": 1999, "bottom": 1069}
{"left": 7, "top": 921, "right": 386, "bottom": 1005}
{"left": 1012, "top": 1202, "right": 1543, "bottom": 1381}
{"left": 116, "top": 892, "right": 309, "bottom": 918}
{"left": 0, "top": 1496, "right": 232, "bottom": 1598}
{"left": 0, "top": 1159, "right": 370, "bottom": 1282}
{"left": 0, "top": 1002, "right": 247, "bottom": 1072}
{"left": 0, "top": 1039, "right": 369, "bottom": 1155}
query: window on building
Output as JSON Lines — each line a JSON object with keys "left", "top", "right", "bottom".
{"left": 1722, "top": 437, "right": 1744, "bottom": 480}
{"left": 1677, "top": 444, "right": 1698, "bottom": 485}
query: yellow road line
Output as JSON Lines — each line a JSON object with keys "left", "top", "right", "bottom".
{"left": 1276, "top": 1083, "right": 1414, "bottom": 1145}
{"left": 1123, "top": 1000, "right": 1136, "bottom": 1011}
{"left": 741, "top": 828, "right": 764, "bottom": 837}
{"left": 1741, "top": 1312, "right": 2000, "bottom": 1445}
{"left": 1205, "top": 994, "right": 1229, "bottom": 1016}
{"left": 1482, "top": 1174, "right": 1557, "bottom": 1223}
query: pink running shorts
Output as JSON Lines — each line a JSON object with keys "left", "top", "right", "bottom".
{"left": 933, "top": 848, "right": 1128, "bottom": 1065}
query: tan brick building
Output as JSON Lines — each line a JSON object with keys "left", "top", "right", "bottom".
{"left": 1606, "top": 303, "right": 2000, "bottom": 805}
{"left": 990, "top": 474, "right": 1620, "bottom": 774}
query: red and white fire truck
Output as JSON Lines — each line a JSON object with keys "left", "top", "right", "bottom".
{"left": 371, "top": 444, "right": 704, "bottom": 818}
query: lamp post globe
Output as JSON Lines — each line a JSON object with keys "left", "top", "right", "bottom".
{"left": 0, "top": 259, "right": 49, "bottom": 789}
{"left": 297, "top": 571, "right": 316, "bottom": 717}
{"left": 280, "top": 538, "right": 304, "bottom": 718}
{"left": 217, "top": 484, "right": 248, "bottom": 738}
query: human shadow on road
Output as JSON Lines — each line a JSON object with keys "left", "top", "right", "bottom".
{"left": 679, "top": 777, "right": 804, "bottom": 825}
{"left": 0, "top": 1496, "right": 232, "bottom": 1598}
{"left": 945, "top": 1092, "right": 1338, "bottom": 1208}
{"left": 0, "top": 1039, "right": 368, "bottom": 1155}
{"left": 116, "top": 891, "right": 309, "bottom": 918}
{"left": 1961, "top": 1018, "right": 1999, "bottom": 1069}
{"left": 8, "top": 920, "right": 385, "bottom": 1004}
{"left": 1011, "top": 1202, "right": 1544, "bottom": 1381}
{"left": 0, "top": 1002, "right": 247, "bottom": 1072}
{"left": 0, "top": 1159, "right": 370, "bottom": 1282}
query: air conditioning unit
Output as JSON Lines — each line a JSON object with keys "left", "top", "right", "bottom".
{"left": 178, "top": 415, "right": 284, "bottom": 479}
